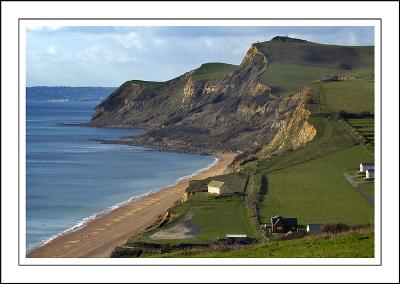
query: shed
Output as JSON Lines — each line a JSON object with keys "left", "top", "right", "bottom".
{"left": 360, "top": 162, "right": 374, "bottom": 173}
{"left": 226, "top": 234, "right": 248, "bottom": 243}
{"left": 271, "top": 215, "right": 298, "bottom": 233}
{"left": 207, "top": 180, "right": 232, "bottom": 195}
{"left": 306, "top": 224, "right": 322, "bottom": 234}
{"left": 366, "top": 169, "right": 375, "bottom": 179}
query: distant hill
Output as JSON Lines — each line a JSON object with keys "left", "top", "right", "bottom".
{"left": 26, "top": 86, "right": 116, "bottom": 102}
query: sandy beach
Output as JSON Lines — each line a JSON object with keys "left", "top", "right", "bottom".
{"left": 27, "top": 153, "right": 236, "bottom": 258}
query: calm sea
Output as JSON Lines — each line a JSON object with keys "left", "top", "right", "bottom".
{"left": 26, "top": 100, "right": 216, "bottom": 251}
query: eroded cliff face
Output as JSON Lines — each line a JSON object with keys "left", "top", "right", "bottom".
{"left": 259, "top": 86, "right": 317, "bottom": 157}
{"left": 89, "top": 43, "right": 314, "bottom": 157}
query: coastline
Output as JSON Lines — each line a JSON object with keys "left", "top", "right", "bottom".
{"left": 27, "top": 153, "right": 236, "bottom": 258}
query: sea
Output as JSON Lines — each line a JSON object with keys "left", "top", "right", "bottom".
{"left": 26, "top": 99, "right": 216, "bottom": 251}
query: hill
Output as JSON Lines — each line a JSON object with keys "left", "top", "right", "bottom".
{"left": 90, "top": 37, "right": 373, "bottom": 158}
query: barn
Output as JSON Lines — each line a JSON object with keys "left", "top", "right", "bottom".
{"left": 306, "top": 224, "right": 322, "bottom": 234}
{"left": 360, "top": 162, "right": 374, "bottom": 173}
{"left": 366, "top": 169, "right": 375, "bottom": 179}
{"left": 271, "top": 215, "right": 298, "bottom": 233}
{"left": 207, "top": 180, "right": 232, "bottom": 195}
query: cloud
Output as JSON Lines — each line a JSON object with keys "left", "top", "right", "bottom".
{"left": 83, "top": 32, "right": 142, "bottom": 50}
{"left": 26, "top": 26, "right": 374, "bottom": 86}
{"left": 47, "top": 46, "right": 58, "bottom": 55}
{"left": 78, "top": 45, "right": 138, "bottom": 64}
{"left": 26, "top": 24, "right": 64, "bottom": 32}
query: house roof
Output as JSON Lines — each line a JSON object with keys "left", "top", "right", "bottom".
{"left": 283, "top": 218, "right": 298, "bottom": 226}
{"left": 272, "top": 215, "right": 283, "bottom": 219}
{"left": 226, "top": 234, "right": 247, "bottom": 238}
{"left": 360, "top": 162, "right": 374, "bottom": 166}
{"left": 208, "top": 180, "right": 224, "bottom": 188}
{"left": 366, "top": 169, "right": 375, "bottom": 173}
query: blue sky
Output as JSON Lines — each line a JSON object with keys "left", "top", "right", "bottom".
{"left": 26, "top": 26, "right": 374, "bottom": 87}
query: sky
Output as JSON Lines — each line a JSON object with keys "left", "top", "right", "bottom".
{"left": 26, "top": 26, "right": 374, "bottom": 87}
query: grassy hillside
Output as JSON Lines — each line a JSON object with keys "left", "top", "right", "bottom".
{"left": 255, "top": 38, "right": 374, "bottom": 96}
{"left": 255, "top": 40, "right": 374, "bottom": 68}
{"left": 319, "top": 80, "right": 374, "bottom": 113}
{"left": 155, "top": 229, "right": 374, "bottom": 258}
{"left": 134, "top": 193, "right": 258, "bottom": 245}
{"left": 192, "top": 62, "right": 239, "bottom": 81}
{"left": 259, "top": 63, "right": 347, "bottom": 96}
{"left": 346, "top": 118, "right": 375, "bottom": 155}
{"left": 259, "top": 145, "right": 374, "bottom": 225}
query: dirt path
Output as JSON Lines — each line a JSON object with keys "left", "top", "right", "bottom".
{"left": 343, "top": 172, "right": 374, "bottom": 206}
{"left": 150, "top": 210, "right": 198, "bottom": 240}
{"left": 27, "top": 153, "right": 236, "bottom": 258}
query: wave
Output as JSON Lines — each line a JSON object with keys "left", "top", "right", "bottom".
{"left": 47, "top": 99, "right": 70, "bottom": 102}
{"left": 26, "top": 155, "right": 219, "bottom": 253}
{"left": 26, "top": 191, "right": 155, "bottom": 253}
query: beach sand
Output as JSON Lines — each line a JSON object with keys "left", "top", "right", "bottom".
{"left": 27, "top": 153, "right": 236, "bottom": 258}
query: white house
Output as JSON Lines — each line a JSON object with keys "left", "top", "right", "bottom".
{"left": 366, "top": 169, "right": 375, "bottom": 179}
{"left": 306, "top": 224, "right": 322, "bottom": 234}
{"left": 360, "top": 162, "right": 374, "bottom": 172}
{"left": 207, "top": 180, "right": 232, "bottom": 195}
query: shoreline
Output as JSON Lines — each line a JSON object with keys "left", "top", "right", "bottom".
{"left": 26, "top": 155, "right": 220, "bottom": 253}
{"left": 27, "top": 153, "right": 236, "bottom": 258}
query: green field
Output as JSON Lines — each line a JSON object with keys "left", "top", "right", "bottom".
{"left": 319, "top": 80, "right": 374, "bottom": 113}
{"left": 259, "top": 63, "right": 346, "bottom": 96}
{"left": 255, "top": 40, "right": 374, "bottom": 69}
{"left": 192, "top": 62, "right": 238, "bottom": 81}
{"left": 138, "top": 193, "right": 259, "bottom": 244}
{"left": 155, "top": 229, "right": 374, "bottom": 258}
{"left": 346, "top": 118, "right": 375, "bottom": 154}
{"left": 186, "top": 173, "right": 247, "bottom": 194}
{"left": 259, "top": 145, "right": 374, "bottom": 225}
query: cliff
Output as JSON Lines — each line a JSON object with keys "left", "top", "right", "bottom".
{"left": 89, "top": 36, "right": 373, "bottom": 165}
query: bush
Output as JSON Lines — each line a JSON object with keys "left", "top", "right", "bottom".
{"left": 110, "top": 247, "right": 142, "bottom": 258}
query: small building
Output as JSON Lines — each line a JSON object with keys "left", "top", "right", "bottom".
{"left": 271, "top": 215, "right": 298, "bottom": 233}
{"left": 226, "top": 234, "right": 248, "bottom": 243}
{"left": 360, "top": 162, "right": 374, "bottom": 173}
{"left": 207, "top": 180, "right": 232, "bottom": 195}
{"left": 366, "top": 169, "right": 375, "bottom": 179}
{"left": 306, "top": 224, "right": 322, "bottom": 234}
{"left": 217, "top": 234, "right": 255, "bottom": 245}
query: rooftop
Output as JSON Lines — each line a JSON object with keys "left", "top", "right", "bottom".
{"left": 208, "top": 180, "right": 225, "bottom": 188}
{"left": 226, "top": 234, "right": 247, "bottom": 238}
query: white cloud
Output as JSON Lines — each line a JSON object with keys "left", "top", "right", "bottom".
{"left": 83, "top": 32, "right": 142, "bottom": 50}
{"left": 78, "top": 45, "right": 138, "bottom": 64}
{"left": 47, "top": 46, "right": 58, "bottom": 55}
{"left": 26, "top": 24, "right": 64, "bottom": 32}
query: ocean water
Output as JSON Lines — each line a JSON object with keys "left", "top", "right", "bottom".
{"left": 26, "top": 100, "right": 216, "bottom": 251}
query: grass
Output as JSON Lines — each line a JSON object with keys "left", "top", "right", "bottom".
{"left": 259, "top": 63, "right": 348, "bottom": 96}
{"left": 346, "top": 118, "right": 375, "bottom": 154}
{"left": 319, "top": 80, "right": 374, "bottom": 113}
{"left": 255, "top": 40, "right": 374, "bottom": 69}
{"left": 138, "top": 193, "right": 259, "bottom": 244}
{"left": 252, "top": 115, "right": 357, "bottom": 173}
{"left": 191, "top": 62, "right": 239, "bottom": 81}
{"left": 130, "top": 80, "right": 164, "bottom": 88}
{"left": 258, "top": 145, "right": 374, "bottom": 225}
{"left": 186, "top": 172, "right": 247, "bottom": 194}
{"left": 155, "top": 229, "right": 374, "bottom": 258}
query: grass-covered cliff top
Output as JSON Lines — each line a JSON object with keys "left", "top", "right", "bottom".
{"left": 191, "top": 62, "right": 239, "bottom": 81}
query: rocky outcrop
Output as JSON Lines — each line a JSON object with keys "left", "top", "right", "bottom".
{"left": 259, "top": 86, "right": 317, "bottom": 157}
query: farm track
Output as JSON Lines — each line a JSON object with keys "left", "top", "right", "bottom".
{"left": 343, "top": 172, "right": 374, "bottom": 206}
